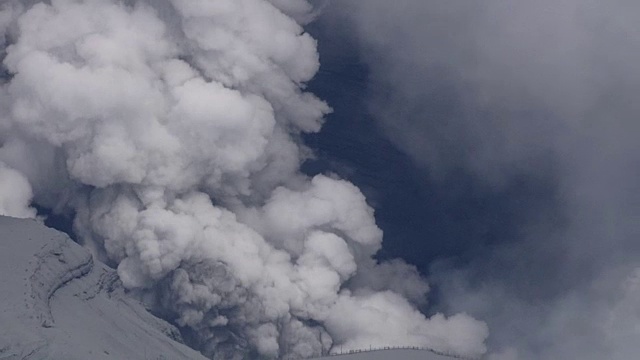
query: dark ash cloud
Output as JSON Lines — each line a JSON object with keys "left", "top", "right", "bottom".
{"left": 319, "top": 1, "right": 640, "bottom": 359}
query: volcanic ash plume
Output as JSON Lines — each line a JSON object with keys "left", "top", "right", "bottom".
{"left": 0, "top": 0, "right": 488, "bottom": 359}
{"left": 335, "top": 1, "right": 640, "bottom": 359}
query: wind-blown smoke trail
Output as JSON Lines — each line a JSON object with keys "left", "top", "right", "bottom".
{"left": 328, "top": 1, "right": 640, "bottom": 359}
{"left": 0, "top": 1, "right": 488, "bottom": 359}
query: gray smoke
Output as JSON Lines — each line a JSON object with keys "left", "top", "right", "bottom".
{"left": 327, "top": 1, "right": 640, "bottom": 359}
{"left": 0, "top": 1, "right": 488, "bottom": 359}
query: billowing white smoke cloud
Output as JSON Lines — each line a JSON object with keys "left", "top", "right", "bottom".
{"left": 0, "top": 161, "right": 36, "bottom": 218}
{"left": 0, "top": 0, "right": 488, "bottom": 359}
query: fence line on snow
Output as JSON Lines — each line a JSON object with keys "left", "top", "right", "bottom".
{"left": 299, "top": 345, "right": 480, "bottom": 360}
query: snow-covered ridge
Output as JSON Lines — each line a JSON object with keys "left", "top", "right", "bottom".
{"left": 0, "top": 216, "right": 206, "bottom": 360}
{"left": 26, "top": 229, "right": 94, "bottom": 329}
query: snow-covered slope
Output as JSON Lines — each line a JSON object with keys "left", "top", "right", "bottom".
{"left": 0, "top": 216, "right": 207, "bottom": 360}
